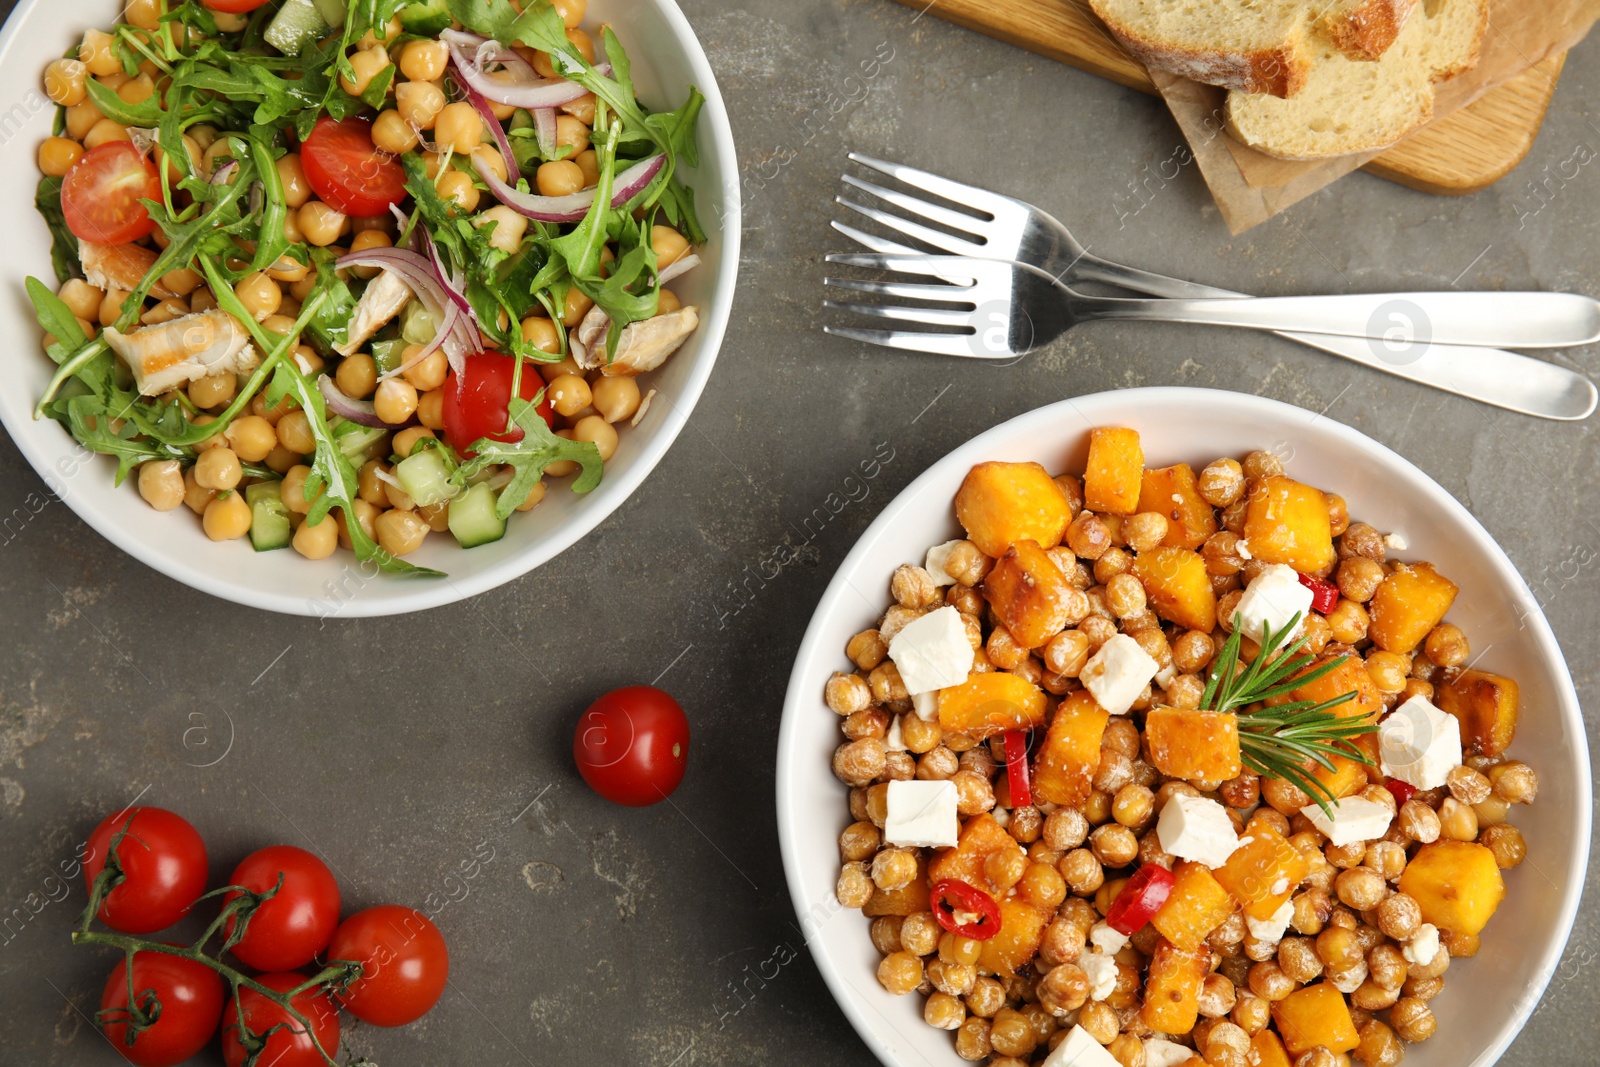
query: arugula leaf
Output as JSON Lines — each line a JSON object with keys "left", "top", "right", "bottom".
{"left": 302, "top": 247, "right": 357, "bottom": 355}
{"left": 26, "top": 277, "right": 88, "bottom": 364}
{"left": 34, "top": 178, "right": 81, "bottom": 283}
{"left": 62, "top": 394, "right": 182, "bottom": 484}
{"left": 452, "top": 398, "right": 603, "bottom": 517}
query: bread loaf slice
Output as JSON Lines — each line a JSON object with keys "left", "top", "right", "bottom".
{"left": 1086, "top": 0, "right": 1419, "bottom": 98}
{"left": 1224, "top": 0, "right": 1487, "bottom": 160}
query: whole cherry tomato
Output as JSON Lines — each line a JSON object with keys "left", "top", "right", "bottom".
{"left": 220, "top": 972, "right": 341, "bottom": 1067}
{"left": 99, "top": 950, "right": 225, "bottom": 1067}
{"left": 299, "top": 116, "right": 408, "bottom": 217}
{"left": 84, "top": 807, "right": 208, "bottom": 935}
{"left": 573, "top": 686, "right": 691, "bottom": 806}
{"left": 326, "top": 905, "right": 449, "bottom": 1026}
{"left": 223, "top": 845, "right": 342, "bottom": 972}
{"left": 61, "top": 142, "right": 162, "bottom": 244}
{"left": 441, "top": 352, "right": 555, "bottom": 456}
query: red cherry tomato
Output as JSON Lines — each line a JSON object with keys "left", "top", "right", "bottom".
{"left": 84, "top": 807, "right": 208, "bottom": 935}
{"left": 441, "top": 352, "right": 555, "bottom": 456}
{"left": 222, "top": 845, "right": 341, "bottom": 972}
{"left": 1104, "top": 864, "right": 1176, "bottom": 935}
{"left": 60, "top": 142, "right": 162, "bottom": 244}
{"left": 326, "top": 906, "right": 449, "bottom": 1027}
{"left": 99, "top": 950, "right": 225, "bottom": 1067}
{"left": 573, "top": 686, "right": 691, "bottom": 806}
{"left": 299, "top": 117, "right": 408, "bottom": 218}
{"left": 220, "top": 972, "right": 341, "bottom": 1067}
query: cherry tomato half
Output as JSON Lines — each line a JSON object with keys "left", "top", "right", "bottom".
{"left": 61, "top": 142, "right": 162, "bottom": 244}
{"left": 299, "top": 116, "right": 408, "bottom": 218}
{"left": 221, "top": 972, "right": 341, "bottom": 1067}
{"left": 202, "top": 0, "right": 272, "bottom": 12}
{"left": 84, "top": 807, "right": 208, "bottom": 935}
{"left": 441, "top": 352, "right": 555, "bottom": 457}
{"left": 327, "top": 906, "right": 449, "bottom": 1027}
{"left": 99, "top": 950, "right": 225, "bottom": 1067}
{"left": 222, "top": 845, "right": 341, "bottom": 972}
{"left": 573, "top": 686, "right": 691, "bottom": 807}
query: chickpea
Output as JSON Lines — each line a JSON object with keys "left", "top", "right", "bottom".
{"left": 339, "top": 45, "right": 392, "bottom": 96}
{"left": 395, "top": 81, "right": 446, "bottom": 132}
{"left": 436, "top": 169, "right": 479, "bottom": 211}
{"left": 1334, "top": 867, "right": 1386, "bottom": 911}
{"left": 1390, "top": 996, "right": 1436, "bottom": 1042}
{"left": 591, "top": 375, "right": 641, "bottom": 424}
{"left": 335, "top": 353, "right": 378, "bottom": 400}
{"left": 537, "top": 159, "right": 585, "bottom": 197}
{"left": 37, "top": 136, "right": 84, "bottom": 178}
{"left": 79, "top": 29, "right": 121, "bottom": 76}
{"left": 572, "top": 414, "right": 618, "bottom": 461}
{"left": 276, "top": 411, "right": 316, "bottom": 455}
{"left": 1060, "top": 848, "right": 1103, "bottom": 896}
{"left": 1423, "top": 623, "right": 1469, "bottom": 667}
{"left": 954, "top": 1016, "right": 992, "bottom": 1061}
{"left": 925, "top": 991, "right": 966, "bottom": 1030}
{"left": 1356, "top": 1020, "right": 1403, "bottom": 1067}
{"left": 1325, "top": 599, "right": 1370, "bottom": 644}
{"left": 202, "top": 492, "right": 251, "bottom": 540}
{"left": 1480, "top": 823, "right": 1526, "bottom": 869}
{"left": 118, "top": 74, "right": 156, "bottom": 106}
{"left": 399, "top": 38, "right": 449, "bottom": 81}
{"left": 193, "top": 447, "right": 242, "bottom": 492}
{"left": 1488, "top": 760, "right": 1538, "bottom": 804}
{"left": 374, "top": 509, "right": 429, "bottom": 556}
{"left": 298, "top": 201, "right": 347, "bottom": 247}
{"left": 832, "top": 738, "right": 886, "bottom": 787}
{"left": 1247, "top": 961, "right": 1296, "bottom": 1001}
{"left": 225, "top": 415, "right": 278, "bottom": 464}
{"left": 876, "top": 950, "right": 923, "bottom": 995}
{"left": 1112, "top": 784, "right": 1155, "bottom": 829}
{"left": 83, "top": 119, "right": 132, "bottom": 151}
{"left": 900, "top": 911, "right": 940, "bottom": 956}
{"left": 44, "top": 58, "right": 88, "bottom": 106}
{"left": 836, "top": 862, "right": 873, "bottom": 908}
{"left": 435, "top": 102, "right": 484, "bottom": 153}
{"left": 1398, "top": 799, "right": 1441, "bottom": 843}
{"left": 1437, "top": 798, "right": 1479, "bottom": 841}
{"left": 137, "top": 459, "right": 185, "bottom": 511}
{"left": 373, "top": 378, "right": 418, "bottom": 425}
{"left": 371, "top": 109, "right": 419, "bottom": 154}
{"left": 1277, "top": 937, "right": 1323, "bottom": 984}
{"left": 416, "top": 389, "right": 445, "bottom": 430}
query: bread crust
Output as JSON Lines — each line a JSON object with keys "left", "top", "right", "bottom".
{"left": 1322, "top": 0, "right": 1421, "bottom": 61}
{"left": 1086, "top": 1, "right": 1313, "bottom": 98}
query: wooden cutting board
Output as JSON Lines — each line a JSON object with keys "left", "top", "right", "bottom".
{"left": 897, "top": 0, "right": 1565, "bottom": 195}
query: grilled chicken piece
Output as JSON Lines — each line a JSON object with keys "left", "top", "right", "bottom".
{"left": 103, "top": 310, "right": 259, "bottom": 396}
{"left": 573, "top": 307, "right": 700, "bottom": 377}
{"left": 335, "top": 271, "right": 411, "bottom": 357}
{"left": 80, "top": 242, "right": 176, "bottom": 299}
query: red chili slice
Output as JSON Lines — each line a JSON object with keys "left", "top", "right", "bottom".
{"left": 930, "top": 879, "right": 1002, "bottom": 941}
{"left": 1297, "top": 572, "right": 1340, "bottom": 615}
{"left": 1003, "top": 730, "right": 1032, "bottom": 809}
{"left": 1104, "top": 864, "right": 1176, "bottom": 935}
{"left": 1385, "top": 777, "right": 1418, "bottom": 807}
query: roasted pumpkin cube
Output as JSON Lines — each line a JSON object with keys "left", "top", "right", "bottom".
{"left": 954, "top": 461, "right": 1074, "bottom": 559}
{"left": 862, "top": 853, "right": 930, "bottom": 917}
{"left": 928, "top": 813, "right": 1014, "bottom": 896}
{"left": 1272, "top": 983, "right": 1359, "bottom": 1056}
{"left": 937, "top": 673, "right": 1047, "bottom": 738}
{"left": 1140, "top": 938, "right": 1210, "bottom": 1034}
{"left": 1133, "top": 546, "right": 1217, "bottom": 631}
{"left": 1251, "top": 1031, "right": 1293, "bottom": 1067}
{"left": 1368, "top": 562, "right": 1458, "bottom": 654}
{"left": 1084, "top": 427, "right": 1144, "bottom": 515}
{"left": 1303, "top": 743, "right": 1377, "bottom": 802}
{"left": 1292, "top": 655, "right": 1382, "bottom": 721}
{"left": 1150, "top": 861, "right": 1236, "bottom": 951}
{"left": 1214, "top": 826, "right": 1309, "bottom": 920}
{"left": 1137, "top": 463, "right": 1218, "bottom": 550}
{"left": 1145, "top": 707, "right": 1242, "bottom": 782}
{"left": 977, "top": 897, "right": 1049, "bottom": 977}
{"left": 982, "top": 539, "right": 1075, "bottom": 649}
{"left": 1397, "top": 840, "right": 1506, "bottom": 937}
{"left": 1243, "top": 476, "right": 1335, "bottom": 574}
{"left": 1435, "top": 669, "right": 1519, "bottom": 756}
{"left": 1032, "top": 691, "right": 1109, "bottom": 807}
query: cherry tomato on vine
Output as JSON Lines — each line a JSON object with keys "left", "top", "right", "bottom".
{"left": 222, "top": 845, "right": 341, "bottom": 972}
{"left": 220, "top": 972, "right": 341, "bottom": 1067}
{"left": 99, "top": 950, "right": 224, "bottom": 1067}
{"left": 573, "top": 686, "right": 691, "bottom": 806}
{"left": 60, "top": 142, "right": 162, "bottom": 244}
{"left": 299, "top": 116, "right": 408, "bottom": 217}
{"left": 441, "top": 352, "right": 556, "bottom": 457}
{"left": 326, "top": 905, "right": 449, "bottom": 1027}
{"left": 84, "top": 807, "right": 208, "bottom": 935}
{"left": 201, "top": 0, "right": 272, "bottom": 12}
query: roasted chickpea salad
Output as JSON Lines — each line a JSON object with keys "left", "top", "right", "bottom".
{"left": 29, "top": 0, "right": 707, "bottom": 575}
{"left": 824, "top": 427, "right": 1535, "bottom": 1067}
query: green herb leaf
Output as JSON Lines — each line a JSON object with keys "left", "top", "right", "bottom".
{"left": 451, "top": 397, "right": 603, "bottom": 517}
{"left": 34, "top": 177, "right": 81, "bottom": 284}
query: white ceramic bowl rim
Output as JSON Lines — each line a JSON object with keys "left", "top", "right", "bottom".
{"left": 0, "top": 0, "right": 739, "bottom": 616}
{"left": 776, "top": 387, "right": 1590, "bottom": 1067}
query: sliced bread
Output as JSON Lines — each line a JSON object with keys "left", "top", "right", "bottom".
{"left": 1086, "top": 0, "right": 1419, "bottom": 98}
{"left": 1223, "top": 0, "right": 1487, "bottom": 160}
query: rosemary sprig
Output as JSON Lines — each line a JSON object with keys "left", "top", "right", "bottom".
{"left": 1203, "top": 612, "right": 1378, "bottom": 815}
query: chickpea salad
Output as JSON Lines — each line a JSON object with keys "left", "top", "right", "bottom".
{"left": 28, "top": 0, "right": 707, "bottom": 575}
{"left": 824, "top": 427, "right": 1534, "bottom": 1067}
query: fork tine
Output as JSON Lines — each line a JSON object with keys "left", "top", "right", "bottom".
{"left": 823, "top": 276, "right": 977, "bottom": 303}
{"left": 823, "top": 253, "right": 980, "bottom": 286}
{"left": 835, "top": 196, "right": 989, "bottom": 258}
{"left": 847, "top": 153, "right": 1008, "bottom": 218}
{"left": 823, "top": 300, "right": 976, "bottom": 327}
{"left": 841, "top": 174, "right": 989, "bottom": 238}
{"left": 830, "top": 219, "right": 920, "bottom": 256}
{"left": 823, "top": 325, "right": 995, "bottom": 359}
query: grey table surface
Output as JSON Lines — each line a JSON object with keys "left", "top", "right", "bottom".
{"left": 2, "top": 1, "right": 1599, "bottom": 1064}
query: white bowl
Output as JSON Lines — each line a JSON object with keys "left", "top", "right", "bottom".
{"left": 776, "top": 387, "right": 1589, "bottom": 1067}
{"left": 0, "top": 0, "right": 739, "bottom": 616}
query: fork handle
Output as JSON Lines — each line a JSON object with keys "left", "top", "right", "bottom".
{"left": 1070, "top": 255, "right": 1596, "bottom": 420}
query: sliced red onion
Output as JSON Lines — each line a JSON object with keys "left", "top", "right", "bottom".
{"left": 378, "top": 300, "right": 459, "bottom": 381}
{"left": 444, "top": 31, "right": 609, "bottom": 109}
{"left": 423, "top": 228, "right": 479, "bottom": 329}
{"left": 659, "top": 253, "right": 701, "bottom": 286}
{"left": 473, "top": 152, "right": 665, "bottom": 224}
{"left": 534, "top": 107, "right": 557, "bottom": 160}
{"left": 317, "top": 375, "right": 387, "bottom": 428}
{"left": 210, "top": 159, "right": 239, "bottom": 186}
{"left": 454, "top": 59, "right": 519, "bottom": 182}
{"left": 333, "top": 248, "right": 482, "bottom": 367}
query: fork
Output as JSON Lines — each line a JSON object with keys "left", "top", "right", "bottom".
{"left": 828, "top": 153, "right": 1598, "bottom": 421}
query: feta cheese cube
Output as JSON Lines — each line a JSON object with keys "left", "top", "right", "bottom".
{"left": 1078, "top": 951, "right": 1117, "bottom": 1001}
{"left": 883, "top": 780, "right": 959, "bottom": 848}
{"left": 912, "top": 690, "right": 939, "bottom": 722}
{"left": 1384, "top": 531, "right": 1409, "bottom": 552}
{"left": 885, "top": 714, "right": 907, "bottom": 752}
{"left": 1379, "top": 695, "right": 1462, "bottom": 790}
{"left": 1080, "top": 634, "right": 1158, "bottom": 716}
{"left": 1300, "top": 797, "right": 1394, "bottom": 848}
{"left": 1245, "top": 899, "right": 1295, "bottom": 944}
{"left": 924, "top": 540, "right": 964, "bottom": 586}
{"left": 1043, "top": 1025, "right": 1121, "bottom": 1067}
{"left": 1156, "top": 793, "right": 1241, "bottom": 869}
{"left": 1234, "top": 563, "right": 1314, "bottom": 644}
{"left": 1404, "top": 924, "right": 1441, "bottom": 967}
{"left": 1089, "top": 921, "right": 1128, "bottom": 955}
{"left": 888, "top": 606, "right": 974, "bottom": 697}
{"left": 1143, "top": 1039, "right": 1194, "bottom": 1067}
